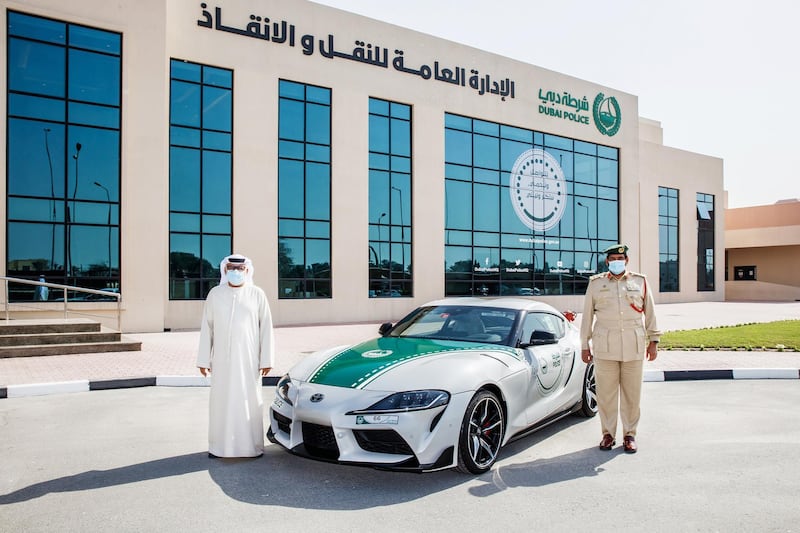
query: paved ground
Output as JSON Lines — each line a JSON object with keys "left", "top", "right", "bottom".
{"left": 1, "top": 301, "right": 799, "bottom": 394}
{"left": 2, "top": 381, "right": 799, "bottom": 531}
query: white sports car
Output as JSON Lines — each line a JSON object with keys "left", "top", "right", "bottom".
{"left": 268, "top": 298, "right": 597, "bottom": 474}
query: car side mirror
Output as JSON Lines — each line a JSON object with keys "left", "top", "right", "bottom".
{"left": 520, "top": 330, "right": 557, "bottom": 348}
{"left": 378, "top": 322, "right": 393, "bottom": 336}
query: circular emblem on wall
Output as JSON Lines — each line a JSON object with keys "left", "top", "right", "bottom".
{"left": 509, "top": 148, "right": 567, "bottom": 232}
{"left": 593, "top": 93, "right": 622, "bottom": 136}
{"left": 362, "top": 349, "right": 393, "bottom": 359}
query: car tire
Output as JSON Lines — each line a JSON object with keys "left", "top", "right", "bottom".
{"left": 456, "top": 390, "right": 504, "bottom": 474}
{"left": 578, "top": 362, "right": 598, "bottom": 417}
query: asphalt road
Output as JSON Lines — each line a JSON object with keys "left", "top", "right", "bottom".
{"left": 2, "top": 382, "right": 799, "bottom": 532}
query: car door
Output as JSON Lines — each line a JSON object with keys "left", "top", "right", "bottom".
{"left": 519, "top": 311, "right": 573, "bottom": 425}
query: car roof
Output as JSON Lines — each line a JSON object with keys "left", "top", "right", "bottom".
{"left": 420, "top": 297, "right": 560, "bottom": 314}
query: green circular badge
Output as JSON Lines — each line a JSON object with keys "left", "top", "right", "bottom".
{"left": 593, "top": 93, "right": 621, "bottom": 136}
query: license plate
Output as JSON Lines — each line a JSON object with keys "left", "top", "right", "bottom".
{"left": 355, "top": 414, "right": 399, "bottom": 425}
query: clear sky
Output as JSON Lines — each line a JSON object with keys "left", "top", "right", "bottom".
{"left": 313, "top": 0, "right": 799, "bottom": 208}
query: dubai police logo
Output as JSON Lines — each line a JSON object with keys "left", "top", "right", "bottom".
{"left": 592, "top": 93, "right": 621, "bottom": 136}
{"left": 509, "top": 148, "right": 566, "bottom": 232}
{"left": 362, "top": 349, "right": 393, "bottom": 359}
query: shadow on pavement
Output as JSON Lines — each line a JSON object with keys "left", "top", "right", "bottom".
{"left": 1, "top": 416, "right": 609, "bottom": 509}
{"left": 0, "top": 448, "right": 466, "bottom": 509}
{"left": 468, "top": 446, "right": 618, "bottom": 497}
{"left": 0, "top": 452, "right": 209, "bottom": 504}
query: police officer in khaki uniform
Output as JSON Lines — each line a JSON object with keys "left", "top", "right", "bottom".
{"left": 580, "top": 244, "right": 660, "bottom": 453}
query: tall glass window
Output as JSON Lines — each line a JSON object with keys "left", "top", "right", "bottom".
{"left": 696, "top": 192, "right": 715, "bottom": 291}
{"left": 278, "top": 80, "right": 332, "bottom": 299}
{"left": 444, "top": 113, "right": 619, "bottom": 297}
{"left": 658, "top": 187, "right": 679, "bottom": 292}
{"left": 168, "top": 59, "right": 233, "bottom": 299}
{"left": 6, "top": 12, "right": 122, "bottom": 301}
{"left": 368, "top": 98, "right": 412, "bottom": 298}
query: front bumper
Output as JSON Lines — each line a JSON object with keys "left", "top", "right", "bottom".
{"left": 268, "top": 382, "right": 471, "bottom": 472}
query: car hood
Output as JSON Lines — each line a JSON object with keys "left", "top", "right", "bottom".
{"left": 291, "top": 337, "right": 522, "bottom": 390}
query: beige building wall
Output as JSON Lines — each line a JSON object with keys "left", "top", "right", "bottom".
{"left": 725, "top": 200, "right": 800, "bottom": 301}
{"left": 162, "top": 0, "right": 644, "bottom": 329}
{"left": 0, "top": 0, "right": 170, "bottom": 332}
{"left": 638, "top": 119, "right": 725, "bottom": 303}
{"left": 1, "top": 0, "right": 727, "bottom": 332}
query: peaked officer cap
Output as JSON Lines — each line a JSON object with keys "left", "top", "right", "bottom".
{"left": 603, "top": 244, "right": 629, "bottom": 256}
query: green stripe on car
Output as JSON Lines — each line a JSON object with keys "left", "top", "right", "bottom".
{"left": 308, "top": 337, "right": 520, "bottom": 388}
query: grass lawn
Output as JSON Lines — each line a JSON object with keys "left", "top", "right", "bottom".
{"left": 660, "top": 320, "right": 799, "bottom": 351}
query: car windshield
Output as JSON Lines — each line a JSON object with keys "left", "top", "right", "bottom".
{"left": 388, "top": 305, "right": 519, "bottom": 345}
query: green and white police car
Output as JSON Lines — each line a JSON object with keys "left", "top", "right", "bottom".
{"left": 268, "top": 297, "right": 597, "bottom": 474}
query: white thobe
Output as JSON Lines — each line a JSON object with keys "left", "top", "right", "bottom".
{"left": 197, "top": 283, "right": 275, "bottom": 457}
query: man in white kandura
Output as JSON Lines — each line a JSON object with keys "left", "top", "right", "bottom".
{"left": 197, "top": 254, "right": 275, "bottom": 458}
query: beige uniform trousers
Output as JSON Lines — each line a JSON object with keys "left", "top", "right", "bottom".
{"left": 594, "top": 358, "right": 643, "bottom": 438}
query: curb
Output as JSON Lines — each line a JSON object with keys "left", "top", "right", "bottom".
{"left": 1, "top": 370, "right": 798, "bottom": 399}
{"left": 1, "top": 375, "right": 281, "bottom": 399}
{"left": 642, "top": 368, "right": 800, "bottom": 382}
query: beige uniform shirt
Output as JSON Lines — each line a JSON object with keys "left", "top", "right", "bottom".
{"left": 580, "top": 271, "right": 661, "bottom": 361}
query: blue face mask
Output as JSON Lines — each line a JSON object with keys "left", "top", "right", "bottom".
{"left": 608, "top": 260, "right": 626, "bottom": 275}
{"left": 226, "top": 269, "right": 245, "bottom": 286}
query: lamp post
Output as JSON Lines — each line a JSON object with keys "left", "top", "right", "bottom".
{"left": 67, "top": 142, "right": 82, "bottom": 282}
{"left": 377, "top": 212, "right": 386, "bottom": 268}
{"left": 44, "top": 128, "right": 55, "bottom": 271}
{"left": 576, "top": 201, "right": 590, "bottom": 238}
{"left": 94, "top": 181, "right": 112, "bottom": 279}
{"left": 577, "top": 201, "right": 594, "bottom": 271}
{"left": 391, "top": 186, "right": 405, "bottom": 280}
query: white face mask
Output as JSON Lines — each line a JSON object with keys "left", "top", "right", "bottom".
{"left": 226, "top": 269, "right": 245, "bottom": 286}
{"left": 608, "top": 260, "right": 626, "bottom": 275}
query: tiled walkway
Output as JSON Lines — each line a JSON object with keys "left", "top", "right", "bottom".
{"left": 1, "top": 301, "right": 798, "bottom": 388}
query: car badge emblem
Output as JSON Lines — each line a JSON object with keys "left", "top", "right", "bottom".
{"left": 362, "top": 349, "right": 393, "bottom": 359}
{"left": 309, "top": 393, "right": 325, "bottom": 403}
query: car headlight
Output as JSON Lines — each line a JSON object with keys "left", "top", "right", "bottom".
{"left": 276, "top": 374, "right": 294, "bottom": 406}
{"left": 347, "top": 390, "right": 450, "bottom": 414}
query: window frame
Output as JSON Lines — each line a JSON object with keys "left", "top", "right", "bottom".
{"left": 168, "top": 58, "right": 233, "bottom": 300}
{"left": 444, "top": 113, "right": 620, "bottom": 297}
{"left": 6, "top": 11, "right": 122, "bottom": 300}
{"left": 277, "top": 79, "right": 333, "bottom": 300}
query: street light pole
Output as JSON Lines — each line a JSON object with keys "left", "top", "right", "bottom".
{"left": 391, "top": 186, "right": 405, "bottom": 282}
{"left": 577, "top": 201, "right": 594, "bottom": 270}
{"left": 377, "top": 212, "right": 386, "bottom": 268}
{"left": 44, "top": 128, "right": 55, "bottom": 271}
{"left": 68, "top": 142, "right": 82, "bottom": 282}
{"left": 577, "top": 201, "right": 590, "bottom": 240}
{"left": 94, "top": 181, "right": 112, "bottom": 279}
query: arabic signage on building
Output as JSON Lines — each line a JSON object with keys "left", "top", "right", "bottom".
{"left": 197, "top": 4, "right": 515, "bottom": 101}
{"left": 196, "top": 4, "right": 627, "bottom": 137}
{"left": 537, "top": 88, "right": 622, "bottom": 137}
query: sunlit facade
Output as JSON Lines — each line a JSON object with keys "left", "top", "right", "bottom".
{"left": 725, "top": 199, "right": 800, "bottom": 301}
{"left": 1, "top": 1, "right": 725, "bottom": 332}
{"left": 6, "top": 12, "right": 121, "bottom": 293}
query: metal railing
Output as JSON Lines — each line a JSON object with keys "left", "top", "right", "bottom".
{"left": 1, "top": 276, "right": 122, "bottom": 331}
